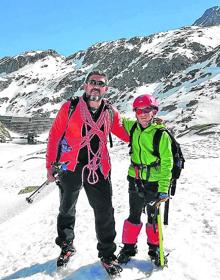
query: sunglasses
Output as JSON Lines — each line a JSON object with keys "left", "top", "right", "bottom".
{"left": 87, "top": 79, "right": 107, "bottom": 87}
{"left": 135, "top": 107, "right": 154, "bottom": 115}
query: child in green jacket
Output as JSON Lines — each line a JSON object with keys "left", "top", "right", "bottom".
{"left": 117, "top": 94, "right": 173, "bottom": 265}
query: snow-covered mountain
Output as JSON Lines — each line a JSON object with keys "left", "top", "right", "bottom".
{"left": 0, "top": 10, "right": 220, "bottom": 139}
{"left": 193, "top": 6, "right": 220, "bottom": 27}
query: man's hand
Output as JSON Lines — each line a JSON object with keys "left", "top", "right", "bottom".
{"left": 47, "top": 168, "right": 56, "bottom": 182}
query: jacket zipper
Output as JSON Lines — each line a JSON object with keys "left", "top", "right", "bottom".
{"left": 137, "top": 130, "right": 144, "bottom": 179}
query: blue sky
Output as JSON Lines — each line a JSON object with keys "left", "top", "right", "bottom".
{"left": 0, "top": 0, "right": 219, "bottom": 58}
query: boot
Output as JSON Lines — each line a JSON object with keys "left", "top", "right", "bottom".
{"left": 146, "top": 223, "right": 161, "bottom": 266}
{"left": 101, "top": 254, "right": 122, "bottom": 277}
{"left": 57, "top": 240, "right": 76, "bottom": 267}
{"left": 148, "top": 243, "right": 168, "bottom": 267}
{"left": 117, "top": 244, "right": 137, "bottom": 264}
{"left": 148, "top": 244, "right": 159, "bottom": 262}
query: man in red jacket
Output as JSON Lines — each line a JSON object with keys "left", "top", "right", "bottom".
{"left": 46, "top": 70, "right": 129, "bottom": 275}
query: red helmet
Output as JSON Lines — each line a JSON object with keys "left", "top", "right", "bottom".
{"left": 133, "top": 94, "right": 159, "bottom": 114}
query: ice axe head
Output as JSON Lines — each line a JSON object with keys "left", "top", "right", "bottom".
{"left": 26, "top": 197, "right": 33, "bottom": 204}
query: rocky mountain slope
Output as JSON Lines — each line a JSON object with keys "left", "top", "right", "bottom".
{"left": 0, "top": 121, "right": 11, "bottom": 142}
{"left": 0, "top": 8, "right": 220, "bottom": 137}
{"left": 193, "top": 6, "right": 220, "bottom": 27}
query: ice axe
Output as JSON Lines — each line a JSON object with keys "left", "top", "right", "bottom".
{"left": 25, "top": 161, "right": 69, "bottom": 203}
{"left": 26, "top": 179, "right": 50, "bottom": 204}
{"left": 147, "top": 200, "right": 169, "bottom": 268}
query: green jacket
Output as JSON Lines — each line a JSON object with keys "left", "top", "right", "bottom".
{"left": 123, "top": 119, "right": 173, "bottom": 193}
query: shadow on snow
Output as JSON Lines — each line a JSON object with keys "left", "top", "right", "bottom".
{"left": 1, "top": 259, "right": 56, "bottom": 280}
{"left": 2, "top": 258, "right": 155, "bottom": 280}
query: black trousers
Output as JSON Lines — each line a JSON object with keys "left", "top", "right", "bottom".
{"left": 127, "top": 176, "right": 158, "bottom": 224}
{"left": 56, "top": 164, "right": 116, "bottom": 258}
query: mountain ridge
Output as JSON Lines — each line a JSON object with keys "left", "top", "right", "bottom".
{"left": 0, "top": 23, "right": 220, "bottom": 137}
{"left": 193, "top": 6, "right": 220, "bottom": 27}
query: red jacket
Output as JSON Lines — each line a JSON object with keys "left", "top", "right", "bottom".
{"left": 46, "top": 97, "right": 129, "bottom": 179}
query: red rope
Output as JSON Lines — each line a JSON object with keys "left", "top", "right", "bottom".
{"left": 79, "top": 98, "right": 112, "bottom": 184}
